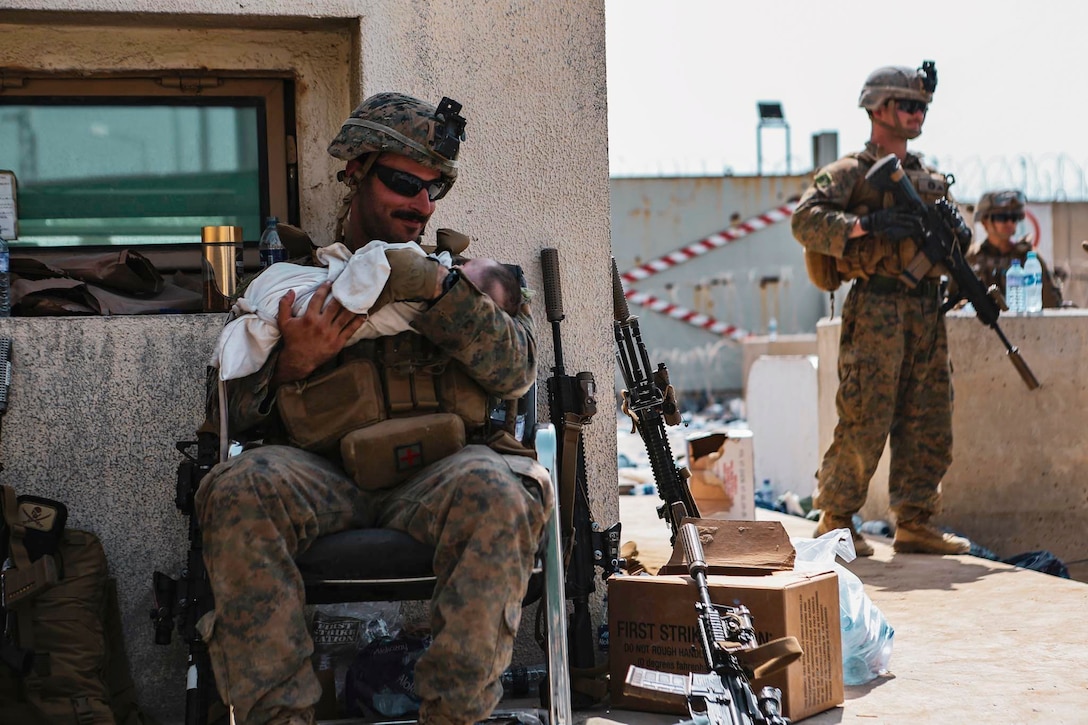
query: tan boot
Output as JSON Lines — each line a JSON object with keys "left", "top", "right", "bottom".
{"left": 893, "top": 520, "right": 970, "bottom": 555}
{"left": 814, "top": 512, "right": 874, "bottom": 557}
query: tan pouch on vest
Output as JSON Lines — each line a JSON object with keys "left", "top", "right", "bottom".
{"left": 340, "top": 413, "right": 466, "bottom": 490}
{"left": 438, "top": 364, "right": 490, "bottom": 429}
{"left": 277, "top": 358, "right": 386, "bottom": 452}
{"left": 804, "top": 248, "right": 843, "bottom": 292}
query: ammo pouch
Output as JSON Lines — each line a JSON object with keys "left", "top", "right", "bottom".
{"left": 276, "top": 332, "right": 492, "bottom": 488}
{"left": 897, "top": 168, "right": 952, "bottom": 283}
{"left": 276, "top": 358, "right": 385, "bottom": 452}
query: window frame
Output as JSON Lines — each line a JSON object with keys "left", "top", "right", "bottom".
{"left": 0, "top": 72, "right": 296, "bottom": 272}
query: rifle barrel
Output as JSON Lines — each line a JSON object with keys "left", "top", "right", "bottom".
{"left": 540, "top": 248, "right": 565, "bottom": 323}
{"left": 612, "top": 258, "right": 631, "bottom": 321}
{"left": 989, "top": 323, "right": 1040, "bottom": 390}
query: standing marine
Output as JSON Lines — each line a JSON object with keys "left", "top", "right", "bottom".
{"left": 968, "top": 190, "right": 1063, "bottom": 308}
{"left": 792, "top": 62, "right": 971, "bottom": 557}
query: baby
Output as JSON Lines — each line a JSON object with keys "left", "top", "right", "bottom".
{"left": 444, "top": 257, "right": 521, "bottom": 316}
{"left": 213, "top": 242, "right": 522, "bottom": 381}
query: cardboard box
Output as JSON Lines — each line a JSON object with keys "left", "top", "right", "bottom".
{"left": 686, "top": 430, "right": 755, "bottom": 520}
{"left": 658, "top": 519, "right": 796, "bottom": 576}
{"left": 608, "top": 519, "right": 842, "bottom": 721}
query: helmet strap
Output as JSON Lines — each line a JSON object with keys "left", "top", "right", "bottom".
{"left": 333, "top": 153, "right": 379, "bottom": 245}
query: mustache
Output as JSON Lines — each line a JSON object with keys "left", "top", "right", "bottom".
{"left": 392, "top": 210, "right": 429, "bottom": 224}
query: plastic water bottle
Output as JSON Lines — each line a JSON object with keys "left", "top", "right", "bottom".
{"left": 500, "top": 664, "right": 548, "bottom": 697}
{"left": 767, "top": 316, "right": 778, "bottom": 341}
{"left": 0, "top": 235, "right": 9, "bottom": 317}
{"left": 858, "top": 520, "right": 892, "bottom": 537}
{"left": 1023, "top": 251, "right": 1043, "bottom": 315}
{"left": 1004, "top": 259, "right": 1024, "bottom": 314}
{"left": 755, "top": 479, "right": 774, "bottom": 510}
{"left": 258, "top": 216, "right": 287, "bottom": 269}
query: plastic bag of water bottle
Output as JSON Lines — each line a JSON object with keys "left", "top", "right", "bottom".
{"left": 792, "top": 528, "right": 894, "bottom": 685}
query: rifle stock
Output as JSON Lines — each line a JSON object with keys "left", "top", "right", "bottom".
{"left": 866, "top": 154, "right": 1040, "bottom": 390}
{"left": 611, "top": 258, "right": 699, "bottom": 542}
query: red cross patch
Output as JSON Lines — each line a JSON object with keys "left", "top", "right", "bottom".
{"left": 395, "top": 442, "right": 424, "bottom": 472}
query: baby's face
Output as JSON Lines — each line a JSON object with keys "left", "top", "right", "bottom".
{"left": 459, "top": 257, "right": 489, "bottom": 284}
{"left": 459, "top": 258, "right": 507, "bottom": 310}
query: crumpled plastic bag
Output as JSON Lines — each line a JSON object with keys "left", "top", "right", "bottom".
{"left": 792, "top": 528, "right": 894, "bottom": 685}
{"left": 344, "top": 628, "right": 432, "bottom": 717}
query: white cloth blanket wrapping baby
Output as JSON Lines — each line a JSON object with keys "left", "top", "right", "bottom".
{"left": 211, "top": 240, "right": 451, "bottom": 381}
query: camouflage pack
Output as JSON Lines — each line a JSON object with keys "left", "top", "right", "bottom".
{"left": 0, "top": 485, "right": 151, "bottom": 724}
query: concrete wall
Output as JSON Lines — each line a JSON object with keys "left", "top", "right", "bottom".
{"left": 610, "top": 174, "right": 814, "bottom": 399}
{"left": 0, "top": 2, "right": 615, "bottom": 721}
{"left": 817, "top": 310, "right": 1088, "bottom": 582}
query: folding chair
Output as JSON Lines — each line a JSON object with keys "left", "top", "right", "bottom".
{"left": 297, "top": 410, "right": 572, "bottom": 724}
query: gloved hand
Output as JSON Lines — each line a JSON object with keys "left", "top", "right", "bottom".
{"left": 859, "top": 208, "right": 922, "bottom": 242}
{"left": 385, "top": 249, "right": 440, "bottom": 301}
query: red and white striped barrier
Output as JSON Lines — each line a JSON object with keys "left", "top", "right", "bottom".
{"left": 620, "top": 201, "right": 797, "bottom": 283}
{"left": 623, "top": 288, "right": 748, "bottom": 340}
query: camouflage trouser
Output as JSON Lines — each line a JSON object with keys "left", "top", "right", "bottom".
{"left": 815, "top": 283, "right": 952, "bottom": 522}
{"left": 194, "top": 443, "right": 551, "bottom": 725}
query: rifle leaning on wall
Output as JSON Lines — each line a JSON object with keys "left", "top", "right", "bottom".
{"left": 150, "top": 431, "right": 221, "bottom": 725}
{"left": 539, "top": 248, "right": 623, "bottom": 707}
{"left": 865, "top": 153, "right": 1040, "bottom": 390}
{"left": 611, "top": 258, "right": 699, "bottom": 543}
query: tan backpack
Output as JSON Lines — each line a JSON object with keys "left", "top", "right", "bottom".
{"left": 0, "top": 484, "right": 150, "bottom": 724}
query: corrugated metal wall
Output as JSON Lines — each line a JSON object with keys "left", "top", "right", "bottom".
{"left": 611, "top": 178, "right": 1088, "bottom": 402}
{"left": 610, "top": 174, "right": 820, "bottom": 400}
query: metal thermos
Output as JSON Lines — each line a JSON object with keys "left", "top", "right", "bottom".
{"left": 201, "top": 226, "right": 243, "bottom": 312}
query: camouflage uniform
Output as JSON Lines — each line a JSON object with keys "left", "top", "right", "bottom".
{"left": 968, "top": 240, "right": 1063, "bottom": 309}
{"left": 195, "top": 265, "right": 552, "bottom": 724}
{"left": 792, "top": 142, "right": 953, "bottom": 525}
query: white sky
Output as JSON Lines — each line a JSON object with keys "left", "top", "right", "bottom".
{"left": 605, "top": 0, "right": 1088, "bottom": 200}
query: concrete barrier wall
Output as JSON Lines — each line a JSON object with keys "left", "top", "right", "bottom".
{"left": 817, "top": 310, "right": 1088, "bottom": 581}
{"left": 0, "top": 315, "right": 219, "bottom": 722}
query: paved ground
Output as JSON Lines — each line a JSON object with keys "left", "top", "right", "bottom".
{"left": 574, "top": 496, "right": 1088, "bottom": 724}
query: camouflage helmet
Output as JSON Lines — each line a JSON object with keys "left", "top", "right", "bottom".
{"left": 327, "top": 92, "right": 466, "bottom": 184}
{"left": 975, "top": 190, "right": 1026, "bottom": 221}
{"left": 858, "top": 63, "right": 935, "bottom": 111}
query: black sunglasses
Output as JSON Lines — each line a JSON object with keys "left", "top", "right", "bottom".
{"left": 893, "top": 99, "right": 928, "bottom": 115}
{"left": 991, "top": 212, "right": 1024, "bottom": 223}
{"left": 373, "top": 164, "right": 451, "bottom": 201}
